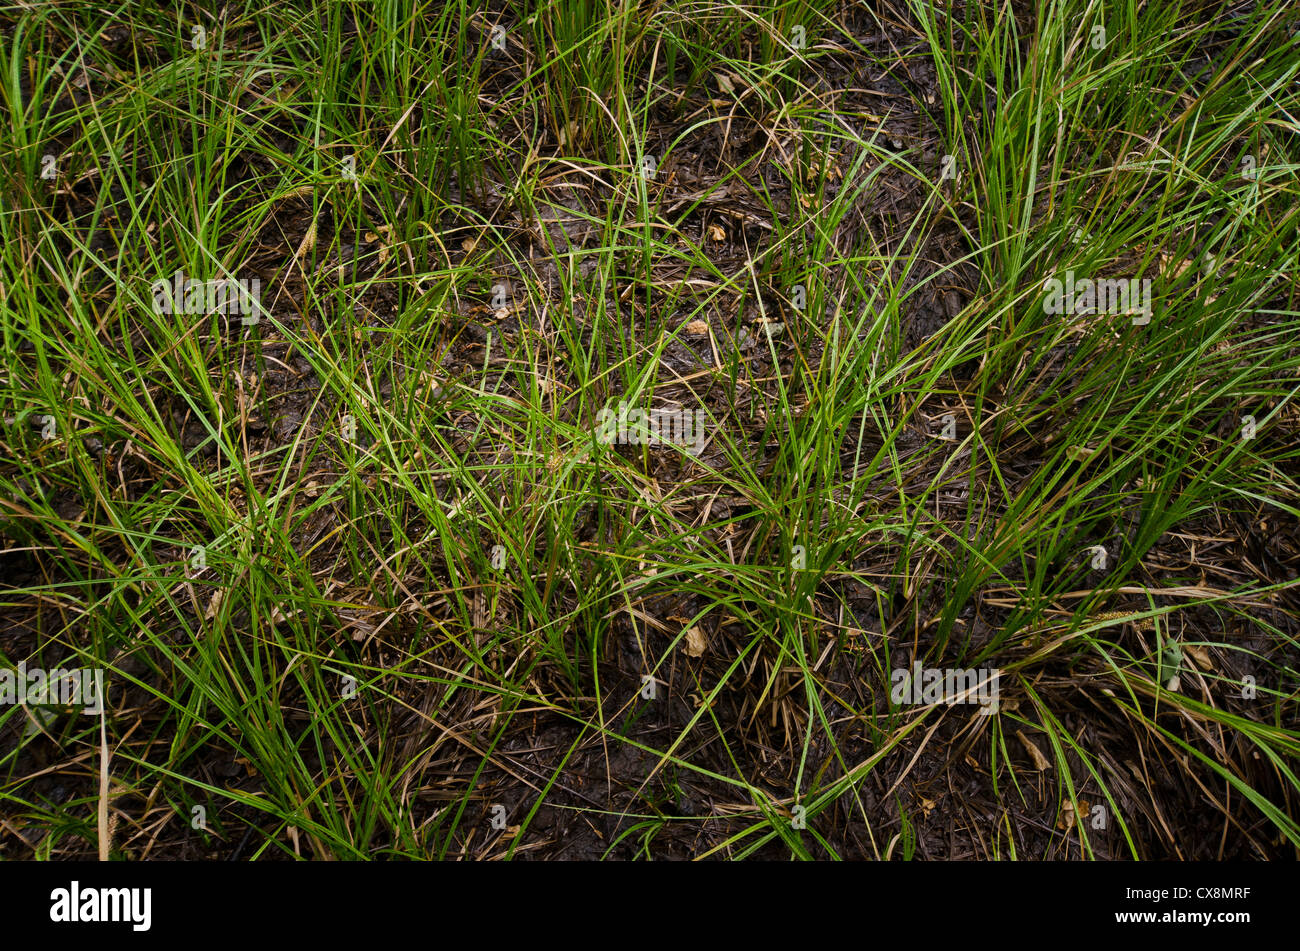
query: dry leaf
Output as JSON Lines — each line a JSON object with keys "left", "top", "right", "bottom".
{"left": 684, "top": 626, "right": 707, "bottom": 657}
{"left": 716, "top": 72, "right": 736, "bottom": 95}
{"left": 1017, "top": 731, "right": 1052, "bottom": 770}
